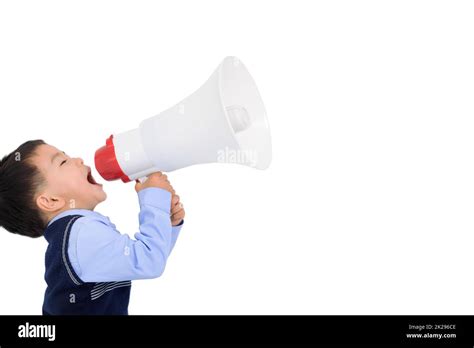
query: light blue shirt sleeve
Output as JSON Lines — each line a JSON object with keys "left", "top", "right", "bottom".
{"left": 65, "top": 187, "right": 183, "bottom": 282}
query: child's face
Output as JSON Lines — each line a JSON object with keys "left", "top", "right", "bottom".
{"left": 31, "top": 144, "right": 106, "bottom": 213}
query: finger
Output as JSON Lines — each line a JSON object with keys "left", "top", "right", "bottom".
{"left": 171, "top": 200, "right": 183, "bottom": 211}
{"left": 172, "top": 195, "right": 180, "bottom": 205}
{"left": 176, "top": 210, "right": 185, "bottom": 220}
{"left": 171, "top": 211, "right": 185, "bottom": 224}
{"left": 171, "top": 203, "right": 184, "bottom": 214}
{"left": 171, "top": 205, "right": 184, "bottom": 215}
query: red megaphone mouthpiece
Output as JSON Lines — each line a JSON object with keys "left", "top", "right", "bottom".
{"left": 94, "top": 135, "right": 130, "bottom": 183}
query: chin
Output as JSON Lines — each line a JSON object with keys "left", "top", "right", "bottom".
{"left": 97, "top": 190, "right": 107, "bottom": 203}
{"left": 89, "top": 187, "right": 107, "bottom": 207}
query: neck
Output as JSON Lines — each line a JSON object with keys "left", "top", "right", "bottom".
{"left": 44, "top": 205, "right": 93, "bottom": 226}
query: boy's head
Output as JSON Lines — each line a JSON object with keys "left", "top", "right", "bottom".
{"left": 0, "top": 140, "right": 106, "bottom": 238}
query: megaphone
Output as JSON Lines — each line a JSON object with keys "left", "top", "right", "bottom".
{"left": 94, "top": 56, "right": 272, "bottom": 183}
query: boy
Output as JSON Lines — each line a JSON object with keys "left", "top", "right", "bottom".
{"left": 0, "top": 140, "right": 185, "bottom": 315}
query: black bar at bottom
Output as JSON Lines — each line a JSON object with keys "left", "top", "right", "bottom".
{"left": 0, "top": 315, "right": 472, "bottom": 346}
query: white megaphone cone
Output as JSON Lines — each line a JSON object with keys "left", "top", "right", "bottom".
{"left": 95, "top": 56, "right": 272, "bottom": 183}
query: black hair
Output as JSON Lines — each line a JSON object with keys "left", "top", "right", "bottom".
{"left": 0, "top": 139, "right": 47, "bottom": 238}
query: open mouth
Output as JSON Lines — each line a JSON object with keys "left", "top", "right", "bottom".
{"left": 87, "top": 169, "right": 102, "bottom": 186}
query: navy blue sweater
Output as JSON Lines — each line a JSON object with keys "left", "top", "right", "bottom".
{"left": 42, "top": 214, "right": 131, "bottom": 315}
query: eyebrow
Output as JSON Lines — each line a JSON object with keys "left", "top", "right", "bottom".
{"left": 51, "top": 151, "right": 66, "bottom": 164}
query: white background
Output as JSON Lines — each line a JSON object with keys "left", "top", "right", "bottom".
{"left": 1, "top": 0, "right": 473, "bottom": 314}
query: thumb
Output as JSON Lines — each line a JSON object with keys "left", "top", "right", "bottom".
{"left": 134, "top": 180, "right": 142, "bottom": 192}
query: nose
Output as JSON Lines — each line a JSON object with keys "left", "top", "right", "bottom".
{"left": 74, "top": 157, "right": 84, "bottom": 166}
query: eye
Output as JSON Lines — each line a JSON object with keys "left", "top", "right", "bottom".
{"left": 60, "top": 159, "right": 67, "bottom": 166}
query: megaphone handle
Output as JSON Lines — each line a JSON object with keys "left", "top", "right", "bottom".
{"left": 136, "top": 176, "right": 148, "bottom": 184}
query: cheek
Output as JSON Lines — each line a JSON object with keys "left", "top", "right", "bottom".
{"left": 44, "top": 172, "right": 71, "bottom": 196}
{"left": 59, "top": 170, "right": 86, "bottom": 195}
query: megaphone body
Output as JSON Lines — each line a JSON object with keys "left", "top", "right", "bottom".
{"left": 95, "top": 56, "right": 272, "bottom": 182}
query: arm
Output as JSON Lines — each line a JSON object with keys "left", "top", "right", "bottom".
{"left": 71, "top": 187, "right": 178, "bottom": 282}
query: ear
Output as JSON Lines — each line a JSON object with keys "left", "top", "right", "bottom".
{"left": 36, "top": 193, "right": 66, "bottom": 213}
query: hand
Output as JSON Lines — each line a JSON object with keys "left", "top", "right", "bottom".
{"left": 134, "top": 172, "right": 175, "bottom": 195}
{"left": 170, "top": 194, "right": 185, "bottom": 226}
